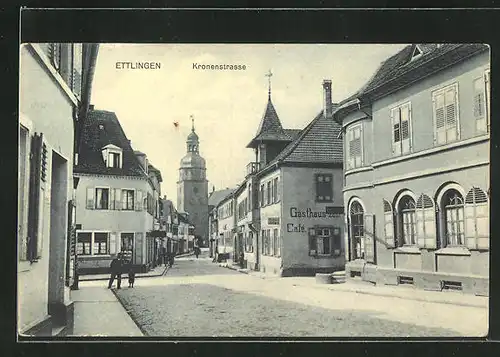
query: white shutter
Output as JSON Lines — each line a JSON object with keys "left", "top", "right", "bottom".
{"left": 135, "top": 190, "right": 143, "bottom": 211}
{"left": 109, "top": 188, "right": 115, "bottom": 210}
{"left": 401, "top": 104, "right": 411, "bottom": 154}
{"left": 115, "top": 189, "right": 122, "bottom": 210}
{"left": 346, "top": 129, "right": 353, "bottom": 169}
{"left": 423, "top": 206, "right": 437, "bottom": 249}
{"left": 391, "top": 108, "right": 401, "bottom": 156}
{"left": 416, "top": 208, "right": 425, "bottom": 248}
{"left": 358, "top": 125, "right": 364, "bottom": 167}
{"left": 363, "top": 214, "right": 375, "bottom": 263}
{"left": 86, "top": 187, "right": 95, "bottom": 209}
{"left": 109, "top": 232, "right": 117, "bottom": 255}
{"left": 445, "top": 86, "right": 458, "bottom": 142}
{"left": 476, "top": 202, "right": 489, "bottom": 249}
{"left": 433, "top": 92, "right": 446, "bottom": 144}
{"left": 383, "top": 200, "right": 395, "bottom": 248}
{"left": 485, "top": 70, "right": 490, "bottom": 130}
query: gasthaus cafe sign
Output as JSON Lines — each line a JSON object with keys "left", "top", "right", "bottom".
{"left": 286, "top": 206, "right": 344, "bottom": 233}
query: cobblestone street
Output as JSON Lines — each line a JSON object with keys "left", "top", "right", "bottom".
{"left": 111, "top": 252, "right": 487, "bottom": 337}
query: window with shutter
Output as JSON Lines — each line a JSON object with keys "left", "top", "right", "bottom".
{"left": 109, "top": 232, "right": 118, "bottom": 255}
{"left": 122, "top": 189, "right": 134, "bottom": 210}
{"left": 94, "top": 232, "right": 109, "bottom": 255}
{"left": 315, "top": 174, "right": 333, "bottom": 202}
{"left": 383, "top": 200, "right": 395, "bottom": 248}
{"left": 398, "top": 196, "right": 417, "bottom": 246}
{"left": 95, "top": 188, "right": 109, "bottom": 210}
{"left": 443, "top": 189, "right": 465, "bottom": 246}
{"left": 86, "top": 187, "right": 95, "bottom": 209}
{"left": 391, "top": 103, "right": 412, "bottom": 156}
{"left": 349, "top": 200, "right": 365, "bottom": 260}
{"left": 77, "top": 232, "right": 92, "bottom": 255}
{"left": 433, "top": 83, "right": 459, "bottom": 145}
{"left": 347, "top": 125, "right": 363, "bottom": 169}
{"left": 465, "top": 187, "right": 489, "bottom": 250}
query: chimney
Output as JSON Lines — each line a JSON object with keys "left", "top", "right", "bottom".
{"left": 323, "top": 80, "right": 332, "bottom": 118}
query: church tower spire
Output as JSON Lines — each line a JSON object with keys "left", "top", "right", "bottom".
{"left": 186, "top": 114, "right": 199, "bottom": 153}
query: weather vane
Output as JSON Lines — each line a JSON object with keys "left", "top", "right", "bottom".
{"left": 265, "top": 69, "right": 273, "bottom": 98}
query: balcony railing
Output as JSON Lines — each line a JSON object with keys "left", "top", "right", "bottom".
{"left": 246, "top": 162, "right": 260, "bottom": 176}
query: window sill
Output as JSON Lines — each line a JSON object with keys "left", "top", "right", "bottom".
{"left": 435, "top": 247, "right": 471, "bottom": 256}
{"left": 310, "top": 254, "right": 342, "bottom": 259}
{"left": 394, "top": 246, "right": 421, "bottom": 254}
{"left": 78, "top": 255, "right": 112, "bottom": 259}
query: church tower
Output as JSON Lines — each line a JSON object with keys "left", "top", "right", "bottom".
{"left": 177, "top": 116, "right": 209, "bottom": 243}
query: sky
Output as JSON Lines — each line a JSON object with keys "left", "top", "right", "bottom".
{"left": 90, "top": 43, "right": 408, "bottom": 204}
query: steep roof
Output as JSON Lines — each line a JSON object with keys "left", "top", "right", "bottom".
{"left": 260, "top": 105, "right": 342, "bottom": 174}
{"left": 74, "top": 109, "right": 147, "bottom": 177}
{"left": 337, "top": 43, "right": 489, "bottom": 110}
{"left": 208, "top": 188, "right": 235, "bottom": 207}
{"left": 148, "top": 163, "right": 163, "bottom": 182}
{"left": 247, "top": 98, "right": 295, "bottom": 147}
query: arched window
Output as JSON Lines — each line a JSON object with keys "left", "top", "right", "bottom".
{"left": 399, "top": 196, "right": 417, "bottom": 245}
{"left": 442, "top": 189, "right": 465, "bottom": 246}
{"left": 465, "top": 187, "right": 489, "bottom": 250}
{"left": 350, "top": 201, "right": 364, "bottom": 260}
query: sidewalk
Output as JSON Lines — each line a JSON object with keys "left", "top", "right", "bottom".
{"left": 219, "top": 263, "right": 488, "bottom": 309}
{"left": 79, "top": 251, "right": 195, "bottom": 282}
{"left": 69, "top": 282, "right": 143, "bottom": 336}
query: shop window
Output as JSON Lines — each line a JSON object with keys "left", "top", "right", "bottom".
{"left": 94, "top": 232, "right": 109, "bottom": 255}
{"left": 77, "top": 232, "right": 92, "bottom": 255}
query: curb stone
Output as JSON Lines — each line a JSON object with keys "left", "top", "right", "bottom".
{"left": 111, "top": 288, "right": 148, "bottom": 336}
{"left": 218, "top": 263, "right": 486, "bottom": 308}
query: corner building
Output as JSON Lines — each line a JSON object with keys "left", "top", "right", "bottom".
{"left": 334, "top": 44, "right": 490, "bottom": 295}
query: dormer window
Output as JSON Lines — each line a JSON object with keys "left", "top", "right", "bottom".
{"left": 410, "top": 45, "right": 423, "bottom": 62}
{"left": 102, "top": 144, "right": 123, "bottom": 169}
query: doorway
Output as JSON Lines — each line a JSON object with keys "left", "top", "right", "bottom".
{"left": 120, "top": 233, "right": 134, "bottom": 264}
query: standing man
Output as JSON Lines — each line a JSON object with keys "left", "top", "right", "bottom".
{"left": 107, "top": 254, "right": 123, "bottom": 289}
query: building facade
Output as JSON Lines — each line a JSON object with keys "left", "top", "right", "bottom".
{"left": 334, "top": 44, "right": 490, "bottom": 295}
{"left": 214, "top": 80, "right": 346, "bottom": 276}
{"left": 18, "top": 43, "right": 98, "bottom": 335}
{"left": 74, "top": 109, "right": 162, "bottom": 274}
{"left": 208, "top": 187, "right": 235, "bottom": 258}
{"left": 177, "top": 119, "right": 209, "bottom": 245}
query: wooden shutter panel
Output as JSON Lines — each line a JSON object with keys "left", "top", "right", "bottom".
{"left": 476, "top": 201, "right": 489, "bottom": 250}
{"left": 135, "top": 190, "right": 143, "bottom": 211}
{"left": 135, "top": 232, "right": 143, "bottom": 264}
{"left": 383, "top": 200, "right": 395, "bottom": 248}
{"left": 364, "top": 214, "right": 375, "bottom": 263}
{"left": 27, "top": 133, "right": 43, "bottom": 262}
{"left": 109, "top": 188, "right": 115, "bottom": 210}
{"left": 423, "top": 205, "right": 437, "bottom": 249}
{"left": 391, "top": 108, "right": 401, "bottom": 155}
{"left": 346, "top": 129, "right": 354, "bottom": 169}
{"left": 445, "top": 86, "right": 458, "bottom": 142}
{"left": 109, "top": 232, "right": 117, "bottom": 255}
{"left": 86, "top": 187, "right": 95, "bottom": 209}
{"left": 433, "top": 92, "right": 446, "bottom": 144}
{"left": 401, "top": 104, "right": 411, "bottom": 154}
{"left": 465, "top": 187, "right": 489, "bottom": 250}
{"left": 114, "top": 189, "right": 122, "bottom": 210}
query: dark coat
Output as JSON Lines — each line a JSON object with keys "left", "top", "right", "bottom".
{"left": 110, "top": 258, "right": 122, "bottom": 274}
